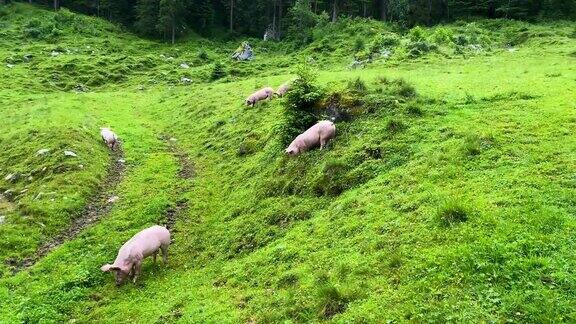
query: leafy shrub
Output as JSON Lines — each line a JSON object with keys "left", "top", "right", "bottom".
{"left": 353, "top": 38, "right": 365, "bottom": 52}
{"left": 409, "top": 26, "right": 427, "bottom": 42}
{"left": 431, "top": 27, "right": 454, "bottom": 44}
{"left": 198, "top": 49, "right": 209, "bottom": 60}
{"left": 280, "top": 65, "right": 324, "bottom": 145}
{"left": 357, "top": 32, "right": 400, "bottom": 59}
{"left": 210, "top": 62, "right": 226, "bottom": 80}
{"left": 23, "top": 18, "right": 60, "bottom": 40}
{"left": 406, "top": 41, "right": 438, "bottom": 58}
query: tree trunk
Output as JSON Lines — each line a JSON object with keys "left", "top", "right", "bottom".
{"left": 380, "top": 0, "right": 387, "bottom": 21}
{"left": 272, "top": 0, "right": 277, "bottom": 32}
{"left": 362, "top": 1, "right": 367, "bottom": 17}
{"left": 229, "top": 0, "right": 234, "bottom": 31}
{"left": 278, "top": 0, "right": 282, "bottom": 34}
{"left": 171, "top": 22, "right": 175, "bottom": 44}
{"left": 331, "top": 0, "right": 338, "bottom": 22}
{"left": 314, "top": 0, "right": 318, "bottom": 13}
{"left": 53, "top": 0, "right": 58, "bottom": 10}
{"left": 427, "top": 0, "right": 432, "bottom": 24}
{"left": 96, "top": 0, "right": 100, "bottom": 16}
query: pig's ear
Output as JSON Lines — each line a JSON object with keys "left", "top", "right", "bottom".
{"left": 101, "top": 264, "right": 120, "bottom": 272}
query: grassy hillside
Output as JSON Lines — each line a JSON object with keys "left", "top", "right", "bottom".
{"left": 1, "top": 3, "right": 575, "bottom": 322}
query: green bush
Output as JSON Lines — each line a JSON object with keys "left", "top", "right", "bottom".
{"left": 280, "top": 65, "right": 324, "bottom": 145}
{"left": 431, "top": 27, "right": 454, "bottom": 44}
{"left": 406, "top": 41, "right": 438, "bottom": 58}
{"left": 353, "top": 37, "right": 365, "bottom": 52}
{"left": 210, "top": 62, "right": 226, "bottom": 80}
{"left": 409, "top": 26, "right": 427, "bottom": 42}
{"left": 198, "top": 49, "right": 209, "bottom": 60}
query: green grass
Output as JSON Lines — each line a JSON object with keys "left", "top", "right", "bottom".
{"left": 1, "top": 2, "right": 576, "bottom": 322}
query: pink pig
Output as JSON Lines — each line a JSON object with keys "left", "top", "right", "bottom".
{"left": 286, "top": 120, "right": 336, "bottom": 156}
{"left": 275, "top": 82, "right": 291, "bottom": 97}
{"left": 101, "top": 225, "right": 170, "bottom": 286}
{"left": 246, "top": 87, "right": 274, "bottom": 107}
{"left": 100, "top": 127, "right": 119, "bottom": 151}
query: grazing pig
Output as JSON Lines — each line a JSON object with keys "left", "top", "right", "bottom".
{"left": 101, "top": 225, "right": 170, "bottom": 286}
{"left": 246, "top": 87, "right": 274, "bottom": 107}
{"left": 275, "top": 82, "right": 291, "bottom": 97}
{"left": 286, "top": 120, "right": 336, "bottom": 156}
{"left": 100, "top": 127, "right": 119, "bottom": 151}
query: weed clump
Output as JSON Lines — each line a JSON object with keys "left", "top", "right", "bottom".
{"left": 386, "top": 119, "right": 406, "bottom": 133}
{"left": 462, "top": 133, "right": 494, "bottom": 156}
{"left": 312, "top": 160, "right": 350, "bottom": 196}
{"left": 436, "top": 199, "right": 470, "bottom": 226}
{"left": 317, "top": 284, "right": 349, "bottom": 319}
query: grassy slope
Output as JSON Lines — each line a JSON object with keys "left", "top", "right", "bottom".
{"left": 1, "top": 3, "right": 576, "bottom": 322}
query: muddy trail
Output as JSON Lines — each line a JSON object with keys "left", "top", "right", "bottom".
{"left": 9, "top": 147, "right": 126, "bottom": 273}
{"left": 161, "top": 135, "right": 194, "bottom": 235}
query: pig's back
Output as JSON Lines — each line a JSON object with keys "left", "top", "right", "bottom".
{"left": 126, "top": 226, "right": 170, "bottom": 257}
{"left": 317, "top": 121, "right": 335, "bottom": 138}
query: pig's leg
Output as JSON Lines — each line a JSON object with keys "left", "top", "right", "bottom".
{"left": 320, "top": 138, "right": 326, "bottom": 150}
{"left": 132, "top": 260, "right": 142, "bottom": 284}
{"left": 161, "top": 244, "right": 169, "bottom": 265}
{"left": 153, "top": 251, "right": 158, "bottom": 265}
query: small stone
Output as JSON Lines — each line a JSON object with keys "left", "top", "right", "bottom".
{"left": 50, "top": 51, "right": 60, "bottom": 57}
{"left": 169, "top": 138, "right": 177, "bottom": 142}
{"left": 118, "top": 159, "right": 126, "bottom": 163}
{"left": 6, "top": 64, "right": 14, "bottom": 68}
{"left": 181, "top": 77, "right": 192, "bottom": 84}
{"left": 37, "top": 148, "right": 50, "bottom": 156}
{"left": 107, "top": 196, "right": 119, "bottom": 203}
{"left": 0, "top": 215, "right": 5, "bottom": 225}
{"left": 180, "top": 63, "right": 190, "bottom": 69}
{"left": 64, "top": 150, "right": 77, "bottom": 157}
{"left": 78, "top": 164, "right": 84, "bottom": 169}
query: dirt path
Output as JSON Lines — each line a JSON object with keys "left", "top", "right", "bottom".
{"left": 160, "top": 135, "right": 194, "bottom": 234}
{"left": 10, "top": 147, "right": 126, "bottom": 272}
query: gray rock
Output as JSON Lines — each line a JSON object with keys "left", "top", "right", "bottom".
{"left": 180, "top": 63, "right": 190, "bottom": 69}
{"left": 37, "top": 148, "right": 50, "bottom": 156}
{"left": 181, "top": 77, "right": 192, "bottom": 84}
{"left": 64, "top": 150, "right": 77, "bottom": 157}
{"left": 0, "top": 215, "right": 5, "bottom": 225}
